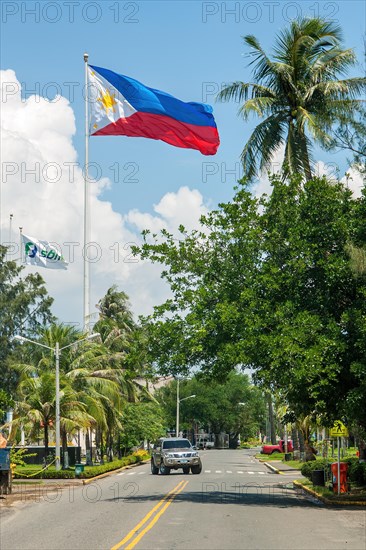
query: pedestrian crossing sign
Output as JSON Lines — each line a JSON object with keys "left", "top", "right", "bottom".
{"left": 330, "top": 420, "right": 349, "bottom": 437}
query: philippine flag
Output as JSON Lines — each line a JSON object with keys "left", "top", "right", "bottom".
{"left": 88, "top": 65, "right": 220, "bottom": 155}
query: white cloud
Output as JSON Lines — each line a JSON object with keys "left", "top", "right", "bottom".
{"left": 0, "top": 70, "right": 209, "bottom": 326}
{"left": 253, "top": 145, "right": 285, "bottom": 198}
{"left": 154, "top": 186, "right": 209, "bottom": 231}
{"left": 341, "top": 166, "right": 365, "bottom": 198}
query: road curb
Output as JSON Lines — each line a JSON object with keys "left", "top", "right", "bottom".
{"left": 261, "top": 461, "right": 283, "bottom": 475}
{"left": 293, "top": 480, "right": 366, "bottom": 507}
{"left": 82, "top": 459, "right": 150, "bottom": 485}
{"left": 259, "top": 459, "right": 366, "bottom": 506}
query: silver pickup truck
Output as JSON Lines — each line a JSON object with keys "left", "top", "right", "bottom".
{"left": 151, "top": 438, "right": 202, "bottom": 475}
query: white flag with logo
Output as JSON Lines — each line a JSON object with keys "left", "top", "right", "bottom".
{"left": 22, "top": 234, "right": 68, "bottom": 270}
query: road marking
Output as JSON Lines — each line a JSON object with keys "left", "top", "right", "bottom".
{"left": 258, "top": 471, "right": 265, "bottom": 475}
{"left": 237, "top": 471, "right": 243, "bottom": 474}
{"left": 137, "top": 471, "right": 145, "bottom": 475}
{"left": 204, "top": 470, "right": 211, "bottom": 473}
{"left": 215, "top": 470, "right": 222, "bottom": 473}
{"left": 127, "top": 472, "right": 135, "bottom": 476}
{"left": 226, "top": 470, "right": 232, "bottom": 474}
{"left": 248, "top": 471, "right": 254, "bottom": 475}
{"left": 110, "top": 480, "right": 188, "bottom": 550}
{"left": 116, "top": 473, "right": 125, "bottom": 476}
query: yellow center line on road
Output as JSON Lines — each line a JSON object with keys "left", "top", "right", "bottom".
{"left": 110, "top": 480, "right": 188, "bottom": 550}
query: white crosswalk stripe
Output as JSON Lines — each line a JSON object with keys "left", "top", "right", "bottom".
{"left": 138, "top": 471, "right": 146, "bottom": 475}
{"left": 248, "top": 471, "right": 254, "bottom": 474}
{"left": 116, "top": 472, "right": 125, "bottom": 476}
{"left": 215, "top": 470, "right": 222, "bottom": 473}
{"left": 226, "top": 470, "right": 232, "bottom": 473}
{"left": 127, "top": 472, "right": 135, "bottom": 475}
{"left": 204, "top": 470, "right": 211, "bottom": 473}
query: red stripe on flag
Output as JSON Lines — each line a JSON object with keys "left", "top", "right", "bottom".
{"left": 91, "top": 112, "right": 219, "bottom": 155}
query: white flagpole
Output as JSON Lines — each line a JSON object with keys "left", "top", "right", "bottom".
{"left": 83, "top": 53, "right": 90, "bottom": 333}
{"left": 19, "top": 227, "right": 23, "bottom": 266}
{"left": 7, "top": 213, "right": 13, "bottom": 261}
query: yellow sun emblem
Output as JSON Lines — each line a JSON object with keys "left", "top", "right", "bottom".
{"left": 98, "top": 88, "right": 117, "bottom": 113}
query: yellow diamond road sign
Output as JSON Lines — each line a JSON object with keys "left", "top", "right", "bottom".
{"left": 330, "top": 420, "right": 349, "bottom": 437}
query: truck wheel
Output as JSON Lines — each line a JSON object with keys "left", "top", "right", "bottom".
{"left": 182, "top": 467, "right": 190, "bottom": 475}
{"left": 160, "top": 463, "right": 171, "bottom": 475}
{"left": 191, "top": 465, "right": 202, "bottom": 475}
{"left": 151, "top": 460, "right": 159, "bottom": 475}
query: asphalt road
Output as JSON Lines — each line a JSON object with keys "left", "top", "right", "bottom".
{"left": 1, "top": 449, "right": 365, "bottom": 550}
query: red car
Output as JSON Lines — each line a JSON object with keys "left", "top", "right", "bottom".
{"left": 261, "top": 439, "right": 294, "bottom": 455}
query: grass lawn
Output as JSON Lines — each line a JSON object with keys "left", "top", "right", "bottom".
{"left": 283, "top": 459, "right": 303, "bottom": 469}
{"left": 256, "top": 452, "right": 285, "bottom": 461}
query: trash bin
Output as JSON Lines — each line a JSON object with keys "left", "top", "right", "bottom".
{"left": 311, "top": 469, "right": 325, "bottom": 487}
{"left": 75, "top": 463, "right": 85, "bottom": 477}
{"left": 331, "top": 462, "right": 348, "bottom": 493}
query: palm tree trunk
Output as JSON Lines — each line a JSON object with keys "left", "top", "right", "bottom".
{"left": 299, "top": 128, "right": 313, "bottom": 181}
{"left": 44, "top": 424, "right": 49, "bottom": 464}
{"left": 291, "top": 426, "right": 300, "bottom": 451}
{"left": 268, "top": 395, "right": 276, "bottom": 444}
{"left": 61, "top": 428, "right": 68, "bottom": 469}
{"left": 299, "top": 430, "right": 305, "bottom": 457}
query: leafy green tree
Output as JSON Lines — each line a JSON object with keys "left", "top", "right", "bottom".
{"left": 218, "top": 18, "right": 365, "bottom": 180}
{"left": 0, "top": 246, "right": 54, "bottom": 395}
{"left": 155, "top": 373, "right": 266, "bottom": 443}
{"left": 327, "top": 105, "right": 366, "bottom": 174}
{"left": 119, "top": 402, "right": 165, "bottom": 455}
{"left": 12, "top": 366, "right": 92, "bottom": 463}
{"left": 135, "top": 175, "right": 366, "bottom": 439}
{"left": 0, "top": 390, "right": 14, "bottom": 424}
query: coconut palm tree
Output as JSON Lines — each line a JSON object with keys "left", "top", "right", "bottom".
{"left": 217, "top": 17, "right": 365, "bottom": 181}
{"left": 96, "top": 286, "right": 135, "bottom": 332}
{"left": 11, "top": 366, "right": 93, "bottom": 465}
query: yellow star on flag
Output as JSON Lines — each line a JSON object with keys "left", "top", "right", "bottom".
{"left": 98, "top": 88, "right": 117, "bottom": 113}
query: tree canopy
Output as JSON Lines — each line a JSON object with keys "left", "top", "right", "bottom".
{"left": 135, "top": 174, "right": 366, "bottom": 434}
{"left": 0, "top": 246, "right": 54, "bottom": 396}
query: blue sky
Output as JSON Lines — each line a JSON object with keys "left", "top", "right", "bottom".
{"left": 1, "top": 1, "right": 365, "bottom": 324}
{"left": 2, "top": 1, "right": 365, "bottom": 212}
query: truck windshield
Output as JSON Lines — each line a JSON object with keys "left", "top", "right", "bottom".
{"left": 163, "top": 440, "right": 191, "bottom": 449}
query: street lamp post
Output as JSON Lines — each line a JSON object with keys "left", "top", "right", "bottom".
{"left": 238, "top": 403, "right": 246, "bottom": 446}
{"left": 14, "top": 332, "right": 99, "bottom": 470}
{"left": 176, "top": 378, "right": 196, "bottom": 437}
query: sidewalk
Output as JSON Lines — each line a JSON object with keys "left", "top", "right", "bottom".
{"left": 1, "top": 459, "right": 150, "bottom": 508}
{"left": 259, "top": 459, "right": 302, "bottom": 475}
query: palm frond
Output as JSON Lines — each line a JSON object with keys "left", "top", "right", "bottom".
{"left": 240, "top": 113, "right": 287, "bottom": 179}
{"left": 297, "top": 107, "right": 333, "bottom": 146}
{"left": 238, "top": 97, "right": 276, "bottom": 119}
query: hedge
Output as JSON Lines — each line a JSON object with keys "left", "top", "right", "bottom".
{"left": 301, "top": 459, "right": 331, "bottom": 481}
{"left": 301, "top": 457, "right": 366, "bottom": 486}
{"left": 13, "top": 451, "right": 150, "bottom": 480}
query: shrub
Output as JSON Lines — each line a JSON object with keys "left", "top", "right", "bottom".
{"left": 13, "top": 467, "right": 75, "bottom": 479}
{"left": 301, "top": 459, "right": 331, "bottom": 481}
{"left": 301, "top": 457, "right": 366, "bottom": 487}
{"left": 344, "top": 458, "right": 366, "bottom": 485}
{"left": 132, "top": 449, "right": 150, "bottom": 461}
{"left": 10, "top": 447, "right": 37, "bottom": 467}
{"left": 13, "top": 450, "right": 149, "bottom": 479}
{"left": 81, "top": 453, "right": 147, "bottom": 478}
